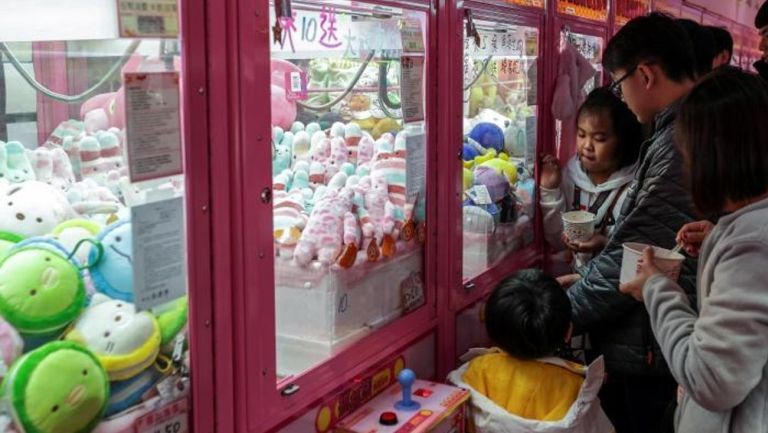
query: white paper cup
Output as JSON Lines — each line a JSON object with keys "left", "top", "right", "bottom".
{"left": 562, "top": 211, "right": 596, "bottom": 242}
{"left": 620, "top": 242, "right": 685, "bottom": 284}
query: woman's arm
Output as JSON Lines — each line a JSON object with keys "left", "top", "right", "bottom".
{"left": 644, "top": 241, "right": 768, "bottom": 411}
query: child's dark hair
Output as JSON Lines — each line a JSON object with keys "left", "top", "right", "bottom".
{"left": 677, "top": 19, "right": 716, "bottom": 78}
{"left": 576, "top": 87, "right": 643, "bottom": 169}
{"left": 708, "top": 26, "right": 734, "bottom": 58}
{"left": 485, "top": 269, "right": 571, "bottom": 360}
{"left": 603, "top": 13, "right": 696, "bottom": 83}
{"left": 677, "top": 67, "right": 768, "bottom": 215}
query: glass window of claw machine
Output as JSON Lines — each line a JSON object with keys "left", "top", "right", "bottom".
{"left": 614, "top": 0, "right": 651, "bottom": 31}
{"left": 460, "top": 5, "right": 542, "bottom": 289}
{"left": 0, "top": 1, "right": 212, "bottom": 433}
{"left": 253, "top": 1, "right": 435, "bottom": 429}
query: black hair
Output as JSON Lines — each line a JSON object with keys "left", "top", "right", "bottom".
{"left": 484, "top": 269, "right": 571, "bottom": 360}
{"left": 677, "top": 19, "right": 716, "bottom": 78}
{"left": 756, "top": 0, "right": 768, "bottom": 29}
{"left": 603, "top": 12, "right": 696, "bottom": 83}
{"left": 677, "top": 67, "right": 768, "bottom": 215}
{"left": 576, "top": 87, "right": 643, "bottom": 169}
{"left": 708, "top": 26, "right": 734, "bottom": 58}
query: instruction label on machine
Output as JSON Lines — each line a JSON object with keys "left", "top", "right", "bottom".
{"left": 400, "top": 56, "right": 425, "bottom": 123}
{"left": 135, "top": 397, "right": 189, "bottom": 433}
{"left": 132, "top": 197, "right": 187, "bottom": 311}
{"left": 117, "top": 0, "right": 179, "bottom": 38}
{"left": 125, "top": 71, "right": 183, "bottom": 183}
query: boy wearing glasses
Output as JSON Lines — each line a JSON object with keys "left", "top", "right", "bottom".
{"left": 559, "top": 13, "right": 699, "bottom": 433}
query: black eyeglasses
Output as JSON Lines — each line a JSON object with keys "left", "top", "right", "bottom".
{"left": 609, "top": 65, "right": 638, "bottom": 100}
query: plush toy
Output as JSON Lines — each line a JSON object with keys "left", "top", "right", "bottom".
{"left": 3, "top": 141, "right": 35, "bottom": 183}
{"left": 89, "top": 220, "right": 134, "bottom": 303}
{"left": 355, "top": 175, "right": 396, "bottom": 261}
{"left": 272, "top": 132, "right": 293, "bottom": 175}
{"left": 66, "top": 294, "right": 161, "bottom": 381}
{"left": 480, "top": 155, "right": 518, "bottom": 186}
{"left": 0, "top": 317, "right": 23, "bottom": 376}
{"left": 469, "top": 123, "right": 505, "bottom": 153}
{"left": 271, "top": 86, "right": 296, "bottom": 130}
{"left": 325, "top": 138, "right": 348, "bottom": 182}
{"left": 151, "top": 297, "right": 188, "bottom": 350}
{"left": 344, "top": 123, "right": 363, "bottom": 161}
{"left": 28, "top": 147, "right": 53, "bottom": 182}
{"left": 290, "top": 121, "right": 305, "bottom": 134}
{"left": 2, "top": 341, "right": 109, "bottom": 433}
{"left": 96, "top": 131, "right": 126, "bottom": 175}
{"left": 81, "top": 87, "right": 127, "bottom": 133}
{"left": 79, "top": 136, "right": 106, "bottom": 182}
{"left": 371, "top": 135, "right": 407, "bottom": 230}
{"left": 463, "top": 205, "right": 496, "bottom": 234}
{"left": 52, "top": 219, "right": 103, "bottom": 265}
{"left": 0, "top": 240, "right": 86, "bottom": 342}
{"left": 371, "top": 118, "right": 401, "bottom": 140}
{"left": 273, "top": 190, "right": 309, "bottom": 258}
{"left": 0, "top": 181, "right": 78, "bottom": 238}
{"left": 308, "top": 162, "right": 326, "bottom": 190}
{"left": 294, "top": 188, "right": 355, "bottom": 266}
{"left": 50, "top": 148, "right": 76, "bottom": 192}
{"left": 104, "top": 367, "right": 163, "bottom": 417}
{"left": 291, "top": 131, "right": 311, "bottom": 167}
{"left": 330, "top": 122, "right": 346, "bottom": 139}
{"left": 309, "top": 135, "right": 331, "bottom": 165}
{"left": 62, "top": 136, "right": 84, "bottom": 180}
{"left": 67, "top": 178, "right": 121, "bottom": 216}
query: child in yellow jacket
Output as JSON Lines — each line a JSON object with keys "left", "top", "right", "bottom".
{"left": 449, "top": 270, "right": 613, "bottom": 433}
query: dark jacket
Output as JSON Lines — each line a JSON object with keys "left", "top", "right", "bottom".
{"left": 567, "top": 100, "right": 698, "bottom": 376}
{"left": 755, "top": 59, "right": 768, "bottom": 82}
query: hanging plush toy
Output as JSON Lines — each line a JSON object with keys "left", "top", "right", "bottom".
{"left": 89, "top": 220, "right": 134, "bottom": 303}
{"left": 65, "top": 294, "right": 161, "bottom": 381}
{"left": 2, "top": 341, "right": 110, "bottom": 433}
{"left": 0, "top": 239, "right": 87, "bottom": 346}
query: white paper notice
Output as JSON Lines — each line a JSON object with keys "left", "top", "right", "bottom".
{"left": 405, "top": 132, "right": 426, "bottom": 204}
{"left": 117, "top": 0, "right": 179, "bottom": 39}
{"left": 125, "top": 71, "right": 183, "bottom": 183}
{"left": 132, "top": 197, "right": 186, "bottom": 311}
{"left": 400, "top": 56, "right": 425, "bottom": 123}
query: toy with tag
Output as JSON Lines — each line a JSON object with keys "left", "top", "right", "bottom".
{"left": 1, "top": 340, "right": 110, "bottom": 433}
{"left": 464, "top": 166, "right": 509, "bottom": 222}
{"left": 0, "top": 181, "right": 77, "bottom": 238}
{"left": 66, "top": 294, "right": 161, "bottom": 381}
{"left": 0, "top": 239, "right": 87, "bottom": 343}
{"left": 294, "top": 188, "right": 355, "bottom": 266}
{"left": 89, "top": 220, "right": 134, "bottom": 302}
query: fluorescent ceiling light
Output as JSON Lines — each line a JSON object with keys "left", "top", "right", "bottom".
{"left": 0, "top": 0, "right": 119, "bottom": 42}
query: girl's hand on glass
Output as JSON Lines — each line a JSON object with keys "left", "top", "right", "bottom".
{"left": 562, "top": 233, "right": 607, "bottom": 253}
{"left": 540, "top": 154, "right": 562, "bottom": 189}
{"left": 620, "top": 247, "right": 662, "bottom": 302}
{"left": 676, "top": 220, "right": 714, "bottom": 257}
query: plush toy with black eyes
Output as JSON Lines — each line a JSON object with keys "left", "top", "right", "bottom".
{"left": 89, "top": 220, "right": 133, "bottom": 303}
{"left": 0, "top": 181, "right": 78, "bottom": 238}
{"left": 2, "top": 341, "right": 109, "bottom": 433}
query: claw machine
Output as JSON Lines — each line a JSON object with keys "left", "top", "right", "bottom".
{"left": 614, "top": 0, "right": 651, "bottom": 33}
{"left": 434, "top": 0, "right": 546, "bottom": 375}
{"left": 0, "top": 1, "right": 215, "bottom": 433}
{"left": 232, "top": 1, "right": 458, "bottom": 432}
{"left": 550, "top": 0, "right": 608, "bottom": 164}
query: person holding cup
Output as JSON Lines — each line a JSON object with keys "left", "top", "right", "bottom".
{"left": 621, "top": 67, "right": 768, "bottom": 433}
{"left": 540, "top": 88, "right": 642, "bottom": 273}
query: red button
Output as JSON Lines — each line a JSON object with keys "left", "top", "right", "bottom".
{"left": 379, "top": 411, "right": 398, "bottom": 426}
{"left": 413, "top": 388, "right": 433, "bottom": 398}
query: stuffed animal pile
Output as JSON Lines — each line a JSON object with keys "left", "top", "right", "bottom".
{"left": 272, "top": 120, "right": 424, "bottom": 269}
{"left": 0, "top": 116, "right": 189, "bottom": 433}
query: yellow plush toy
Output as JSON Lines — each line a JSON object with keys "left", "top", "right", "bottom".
{"left": 480, "top": 156, "right": 518, "bottom": 186}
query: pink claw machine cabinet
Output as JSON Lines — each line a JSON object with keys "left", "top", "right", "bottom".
{"left": 435, "top": 0, "right": 546, "bottom": 373}
{"left": 232, "top": 1, "right": 464, "bottom": 432}
{"left": 0, "top": 1, "right": 214, "bottom": 433}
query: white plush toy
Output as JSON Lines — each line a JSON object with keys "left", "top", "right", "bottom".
{"left": 65, "top": 294, "right": 161, "bottom": 381}
{"left": 0, "top": 181, "right": 78, "bottom": 237}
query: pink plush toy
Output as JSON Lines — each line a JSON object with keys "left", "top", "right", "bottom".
{"left": 310, "top": 136, "right": 331, "bottom": 164}
{"left": 270, "top": 59, "right": 303, "bottom": 129}
{"left": 0, "top": 317, "right": 23, "bottom": 377}
{"left": 294, "top": 188, "right": 355, "bottom": 266}
{"left": 354, "top": 175, "right": 396, "bottom": 260}
{"left": 80, "top": 54, "right": 142, "bottom": 134}
{"left": 325, "top": 138, "right": 348, "bottom": 182}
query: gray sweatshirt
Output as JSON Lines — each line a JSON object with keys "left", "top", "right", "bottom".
{"left": 643, "top": 196, "right": 768, "bottom": 433}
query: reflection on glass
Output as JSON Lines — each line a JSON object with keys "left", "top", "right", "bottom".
{"left": 557, "top": 0, "right": 609, "bottom": 22}
{"left": 0, "top": 32, "right": 190, "bottom": 432}
{"left": 461, "top": 23, "right": 538, "bottom": 281}
{"left": 554, "top": 31, "right": 603, "bottom": 158}
{"left": 269, "top": 2, "right": 428, "bottom": 378}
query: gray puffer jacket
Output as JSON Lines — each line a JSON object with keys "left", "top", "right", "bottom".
{"left": 566, "top": 100, "right": 699, "bottom": 376}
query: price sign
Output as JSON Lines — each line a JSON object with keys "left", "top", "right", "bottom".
{"left": 117, "top": 0, "right": 179, "bottom": 38}
{"left": 135, "top": 398, "right": 188, "bottom": 433}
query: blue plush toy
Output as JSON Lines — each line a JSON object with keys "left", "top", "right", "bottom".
{"left": 90, "top": 220, "right": 134, "bottom": 302}
{"left": 469, "top": 122, "right": 505, "bottom": 153}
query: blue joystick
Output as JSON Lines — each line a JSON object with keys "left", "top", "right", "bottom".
{"left": 394, "top": 369, "right": 421, "bottom": 411}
